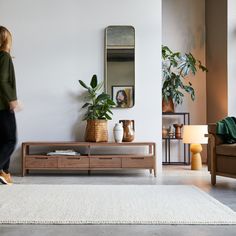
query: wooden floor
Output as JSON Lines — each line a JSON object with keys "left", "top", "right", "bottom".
{"left": 1, "top": 165, "right": 236, "bottom": 236}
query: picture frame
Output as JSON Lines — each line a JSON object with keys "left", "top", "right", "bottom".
{"left": 112, "top": 85, "right": 134, "bottom": 108}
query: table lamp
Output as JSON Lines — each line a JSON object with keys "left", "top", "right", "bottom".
{"left": 182, "top": 125, "right": 208, "bottom": 170}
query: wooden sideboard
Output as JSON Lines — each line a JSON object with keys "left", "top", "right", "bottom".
{"left": 22, "top": 142, "right": 156, "bottom": 177}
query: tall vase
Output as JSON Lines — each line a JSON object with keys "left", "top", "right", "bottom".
{"left": 119, "top": 120, "right": 135, "bottom": 142}
{"left": 113, "top": 123, "right": 123, "bottom": 143}
{"left": 173, "top": 124, "right": 183, "bottom": 139}
{"left": 162, "top": 98, "right": 174, "bottom": 113}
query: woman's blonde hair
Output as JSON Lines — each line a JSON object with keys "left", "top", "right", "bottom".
{"left": 0, "top": 26, "right": 12, "bottom": 52}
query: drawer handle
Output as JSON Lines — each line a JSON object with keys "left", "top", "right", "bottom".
{"left": 67, "top": 157, "right": 81, "bottom": 160}
{"left": 131, "top": 157, "right": 145, "bottom": 160}
{"left": 99, "top": 158, "right": 112, "bottom": 160}
{"left": 35, "top": 157, "right": 48, "bottom": 160}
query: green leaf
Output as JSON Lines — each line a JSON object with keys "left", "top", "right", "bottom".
{"left": 95, "top": 81, "right": 104, "bottom": 92}
{"left": 104, "top": 113, "right": 112, "bottom": 120}
{"left": 107, "top": 109, "right": 113, "bottom": 115}
{"left": 96, "top": 93, "right": 109, "bottom": 101}
{"left": 107, "top": 99, "right": 116, "bottom": 106}
{"left": 82, "top": 103, "right": 91, "bottom": 108}
{"left": 90, "top": 74, "right": 98, "bottom": 88}
{"left": 79, "top": 80, "right": 89, "bottom": 90}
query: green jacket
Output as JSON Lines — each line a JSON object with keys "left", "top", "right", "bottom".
{"left": 0, "top": 50, "right": 17, "bottom": 110}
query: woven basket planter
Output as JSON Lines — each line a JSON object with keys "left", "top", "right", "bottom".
{"left": 85, "top": 120, "right": 108, "bottom": 142}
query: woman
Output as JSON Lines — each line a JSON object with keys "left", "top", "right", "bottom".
{"left": 116, "top": 90, "right": 128, "bottom": 108}
{"left": 0, "top": 26, "right": 19, "bottom": 185}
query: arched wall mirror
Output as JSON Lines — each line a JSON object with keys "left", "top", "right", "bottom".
{"left": 104, "top": 26, "right": 135, "bottom": 108}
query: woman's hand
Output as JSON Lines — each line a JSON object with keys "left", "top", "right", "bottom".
{"left": 9, "top": 100, "right": 18, "bottom": 110}
{"left": 9, "top": 100, "right": 23, "bottom": 112}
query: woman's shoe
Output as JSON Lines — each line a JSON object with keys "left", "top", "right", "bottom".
{"left": 3, "top": 171, "right": 13, "bottom": 184}
{"left": 0, "top": 171, "right": 12, "bottom": 185}
{"left": 0, "top": 171, "right": 8, "bottom": 184}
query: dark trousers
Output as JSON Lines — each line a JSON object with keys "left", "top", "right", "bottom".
{"left": 0, "top": 109, "right": 17, "bottom": 171}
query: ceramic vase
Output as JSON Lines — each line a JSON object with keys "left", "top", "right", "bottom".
{"left": 173, "top": 124, "right": 183, "bottom": 139}
{"left": 113, "top": 123, "right": 123, "bottom": 143}
{"left": 119, "top": 120, "right": 135, "bottom": 142}
{"left": 162, "top": 127, "right": 168, "bottom": 138}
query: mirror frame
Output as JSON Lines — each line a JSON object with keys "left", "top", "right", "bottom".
{"left": 104, "top": 25, "right": 135, "bottom": 108}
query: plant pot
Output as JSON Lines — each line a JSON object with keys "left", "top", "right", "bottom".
{"left": 85, "top": 120, "right": 108, "bottom": 142}
{"left": 162, "top": 98, "right": 174, "bottom": 113}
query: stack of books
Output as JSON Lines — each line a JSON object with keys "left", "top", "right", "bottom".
{"left": 47, "top": 150, "right": 80, "bottom": 156}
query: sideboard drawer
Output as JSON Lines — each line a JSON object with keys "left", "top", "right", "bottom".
{"left": 58, "top": 156, "right": 89, "bottom": 168}
{"left": 90, "top": 157, "right": 121, "bottom": 168}
{"left": 122, "top": 157, "right": 153, "bottom": 168}
{"left": 26, "top": 156, "right": 58, "bottom": 168}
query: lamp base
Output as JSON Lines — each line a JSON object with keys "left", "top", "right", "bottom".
{"left": 190, "top": 144, "right": 202, "bottom": 170}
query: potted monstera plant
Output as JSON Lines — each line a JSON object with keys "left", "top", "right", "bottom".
{"left": 79, "top": 74, "right": 115, "bottom": 142}
{"left": 162, "top": 45, "right": 207, "bottom": 112}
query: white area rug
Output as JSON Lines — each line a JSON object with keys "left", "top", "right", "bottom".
{"left": 0, "top": 185, "right": 236, "bottom": 225}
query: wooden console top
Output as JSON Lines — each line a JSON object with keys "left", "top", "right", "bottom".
{"left": 22, "top": 142, "right": 155, "bottom": 146}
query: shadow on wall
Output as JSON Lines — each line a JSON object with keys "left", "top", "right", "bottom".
{"left": 71, "top": 116, "right": 86, "bottom": 141}
{"left": 163, "top": 0, "right": 205, "bottom": 52}
{"left": 68, "top": 90, "right": 87, "bottom": 141}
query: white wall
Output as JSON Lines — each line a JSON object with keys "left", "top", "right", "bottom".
{"left": 0, "top": 0, "right": 162, "bottom": 174}
{"left": 162, "top": 0, "right": 207, "bottom": 162}
{"left": 228, "top": 0, "right": 236, "bottom": 116}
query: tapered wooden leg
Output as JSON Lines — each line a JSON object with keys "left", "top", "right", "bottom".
{"left": 154, "top": 168, "right": 156, "bottom": 177}
{"left": 149, "top": 169, "right": 152, "bottom": 174}
{"left": 208, "top": 134, "right": 216, "bottom": 186}
{"left": 211, "top": 173, "right": 216, "bottom": 185}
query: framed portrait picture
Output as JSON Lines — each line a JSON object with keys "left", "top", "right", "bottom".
{"left": 112, "top": 86, "right": 134, "bottom": 108}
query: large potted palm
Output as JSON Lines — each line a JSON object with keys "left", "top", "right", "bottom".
{"left": 79, "top": 74, "right": 115, "bottom": 142}
{"left": 162, "top": 45, "right": 207, "bottom": 112}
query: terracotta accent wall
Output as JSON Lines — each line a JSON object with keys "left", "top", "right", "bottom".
{"left": 206, "top": 0, "right": 228, "bottom": 123}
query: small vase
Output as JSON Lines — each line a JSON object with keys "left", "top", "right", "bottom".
{"left": 119, "top": 120, "right": 135, "bottom": 142}
{"left": 162, "top": 127, "right": 168, "bottom": 138}
{"left": 113, "top": 123, "right": 124, "bottom": 143}
{"left": 173, "top": 124, "right": 183, "bottom": 139}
